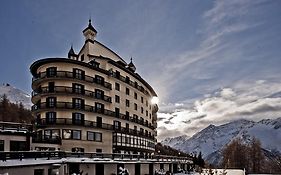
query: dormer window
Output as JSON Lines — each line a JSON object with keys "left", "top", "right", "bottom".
{"left": 89, "top": 59, "right": 100, "bottom": 68}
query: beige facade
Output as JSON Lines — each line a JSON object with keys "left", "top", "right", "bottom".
{"left": 30, "top": 20, "right": 158, "bottom": 154}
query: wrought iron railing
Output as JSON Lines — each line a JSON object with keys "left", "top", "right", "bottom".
{"left": 32, "top": 71, "right": 112, "bottom": 90}
{"left": 32, "top": 102, "right": 155, "bottom": 130}
{"left": 32, "top": 86, "right": 111, "bottom": 103}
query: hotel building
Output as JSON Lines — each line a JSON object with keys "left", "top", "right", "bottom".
{"left": 30, "top": 20, "right": 158, "bottom": 155}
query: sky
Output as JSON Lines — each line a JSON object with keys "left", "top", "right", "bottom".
{"left": 0, "top": 0, "right": 281, "bottom": 141}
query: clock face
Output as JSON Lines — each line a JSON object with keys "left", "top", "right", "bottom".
{"left": 63, "top": 129, "right": 71, "bottom": 139}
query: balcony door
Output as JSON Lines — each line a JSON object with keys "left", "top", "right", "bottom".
{"left": 97, "top": 117, "right": 102, "bottom": 128}
{"left": 95, "top": 102, "right": 104, "bottom": 113}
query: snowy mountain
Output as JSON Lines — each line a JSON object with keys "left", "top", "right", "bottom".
{"left": 162, "top": 118, "right": 281, "bottom": 165}
{"left": 0, "top": 83, "right": 32, "bottom": 109}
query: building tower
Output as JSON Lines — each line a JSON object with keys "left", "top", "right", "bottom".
{"left": 30, "top": 21, "right": 158, "bottom": 154}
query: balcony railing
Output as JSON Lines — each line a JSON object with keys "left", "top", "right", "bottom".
{"left": 32, "top": 102, "right": 155, "bottom": 130}
{"left": 36, "top": 118, "right": 155, "bottom": 140}
{"left": 32, "top": 71, "right": 112, "bottom": 90}
{"left": 32, "top": 86, "right": 112, "bottom": 103}
{"left": 110, "top": 71, "right": 149, "bottom": 95}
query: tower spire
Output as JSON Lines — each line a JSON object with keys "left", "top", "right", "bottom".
{"left": 128, "top": 57, "right": 136, "bottom": 72}
{"left": 83, "top": 19, "right": 97, "bottom": 41}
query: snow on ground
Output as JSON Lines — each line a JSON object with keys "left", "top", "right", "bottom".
{"left": 175, "top": 169, "right": 245, "bottom": 175}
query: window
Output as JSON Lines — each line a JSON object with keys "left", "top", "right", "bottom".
{"left": 87, "top": 131, "right": 94, "bottom": 141}
{"left": 63, "top": 129, "right": 71, "bottom": 139}
{"left": 0, "top": 140, "right": 4, "bottom": 151}
{"left": 126, "top": 123, "right": 129, "bottom": 130}
{"left": 48, "top": 82, "right": 55, "bottom": 93}
{"left": 72, "top": 98, "right": 84, "bottom": 109}
{"left": 10, "top": 141, "right": 27, "bottom": 151}
{"left": 150, "top": 113, "right": 151, "bottom": 119}
{"left": 146, "top": 110, "right": 148, "bottom": 116}
{"left": 115, "top": 108, "right": 120, "bottom": 118}
{"left": 72, "top": 147, "right": 84, "bottom": 152}
{"left": 44, "top": 130, "right": 51, "bottom": 138}
{"left": 46, "top": 67, "right": 57, "bottom": 77}
{"left": 81, "top": 54, "right": 84, "bottom": 61}
{"left": 95, "top": 102, "right": 104, "bottom": 113}
{"left": 146, "top": 100, "right": 148, "bottom": 107}
{"left": 44, "top": 129, "right": 59, "bottom": 139}
{"left": 125, "top": 99, "right": 130, "bottom": 107}
{"left": 114, "top": 121, "right": 121, "bottom": 130}
{"left": 73, "top": 68, "right": 85, "bottom": 80}
{"left": 62, "top": 129, "right": 81, "bottom": 140}
{"left": 95, "top": 133, "right": 102, "bottom": 142}
{"left": 96, "top": 116, "right": 102, "bottom": 128}
{"left": 72, "top": 83, "right": 84, "bottom": 94}
{"left": 125, "top": 111, "right": 129, "bottom": 120}
{"left": 133, "top": 114, "right": 138, "bottom": 121}
{"left": 87, "top": 132, "right": 102, "bottom": 142}
{"left": 125, "top": 76, "right": 130, "bottom": 83}
{"left": 115, "top": 82, "right": 120, "bottom": 91}
{"left": 34, "top": 169, "right": 44, "bottom": 175}
{"left": 95, "top": 89, "right": 104, "bottom": 99}
{"left": 72, "top": 130, "right": 81, "bottom": 140}
{"left": 134, "top": 103, "right": 137, "bottom": 111}
{"left": 115, "top": 95, "right": 120, "bottom": 103}
{"left": 126, "top": 88, "right": 130, "bottom": 95}
{"left": 72, "top": 113, "right": 84, "bottom": 125}
{"left": 46, "top": 112, "right": 56, "bottom": 124}
{"left": 89, "top": 59, "right": 100, "bottom": 68}
{"left": 140, "top": 128, "right": 144, "bottom": 134}
{"left": 141, "top": 97, "right": 144, "bottom": 103}
{"left": 95, "top": 75, "right": 104, "bottom": 85}
{"left": 141, "top": 107, "right": 144, "bottom": 114}
{"left": 134, "top": 92, "right": 137, "bottom": 99}
{"left": 116, "top": 71, "right": 120, "bottom": 79}
{"left": 96, "top": 148, "right": 102, "bottom": 153}
{"left": 46, "top": 97, "right": 56, "bottom": 107}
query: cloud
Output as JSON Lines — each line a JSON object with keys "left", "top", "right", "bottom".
{"left": 157, "top": 80, "right": 281, "bottom": 140}
{"left": 149, "top": 0, "right": 269, "bottom": 103}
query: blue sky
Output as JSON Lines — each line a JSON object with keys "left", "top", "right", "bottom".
{"left": 1, "top": 0, "right": 281, "bottom": 140}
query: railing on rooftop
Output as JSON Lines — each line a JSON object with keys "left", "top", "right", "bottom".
{"left": 0, "top": 151, "right": 193, "bottom": 164}
{"left": 0, "top": 122, "right": 33, "bottom": 133}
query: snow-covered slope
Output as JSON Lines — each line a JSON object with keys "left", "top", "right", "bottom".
{"left": 162, "top": 118, "right": 281, "bottom": 164}
{"left": 0, "top": 84, "right": 32, "bottom": 109}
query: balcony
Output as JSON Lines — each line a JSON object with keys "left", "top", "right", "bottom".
{"left": 32, "top": 71, "right": 112, "bottom": 90}
{"left": 32, "top": 86, "right": 112, "bottom": 103}
{"left": 36, "top": 118, "right": 155, "bottom": 140}
{"left": 32, "top": 102, "right": 155, "bottom": 130}
{"left": 110, "top": 71, "right": 149, "bottom": 95}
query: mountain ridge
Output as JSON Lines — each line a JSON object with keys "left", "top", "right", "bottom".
{"left": 162, "top": 117, "right": 281, "bottom": 165}
{"left": 0, "top": 83, "right": 32, "bottom": 109}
